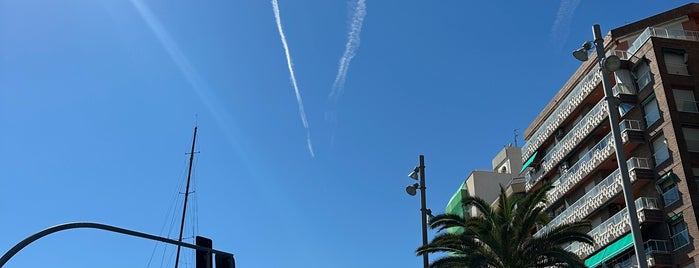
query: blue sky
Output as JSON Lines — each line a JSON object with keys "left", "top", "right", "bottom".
{"left": 0, "top": 1, "right": 692, "bottom": 267}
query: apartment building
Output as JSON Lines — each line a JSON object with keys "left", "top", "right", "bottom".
{"left": 445, "top": 146, "right": 524, "bottom": 222}
{"left": 521, "top": 3, "right": 699, "bottom": 267}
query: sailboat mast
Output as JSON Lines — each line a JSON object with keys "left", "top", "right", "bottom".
{"left": 174, "top": 126, "right": 197, "bottom": 268}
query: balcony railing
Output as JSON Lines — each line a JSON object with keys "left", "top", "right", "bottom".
{"left": 539, "top": 100, "right": 609, "bottom": 177}
{"left": 534, "top": 132, "right": 613, "bottom": 193}
{"left": 566, "top": 197, "right": 661, "bottom": 258}
{"left": 606, "top": 239, "right": 670, "bottom": 268}
{"left": 531, "top": 120, "right": 643, "bottom": 193}
{"left": 534, "top": 157, "right": 652, "bottom": 237}
{"left": 672, "top": 229, "right": 690, "bottom": 250}
{"left": 626, "top": 27, "right": 699, "bottom": 58}
{"left": 521, "top": 64, "right": 603, "bottom": 162}
{"left": 526, "top": 26, "right": 698, "bottom": 176}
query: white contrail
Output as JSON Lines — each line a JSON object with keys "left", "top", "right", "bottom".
{"left": 328, "top": 0, "right": 367, "bottom": 103}
{"left": 550, "top": 0, "right": 582, "bottom": 52}
{"left": 271, "top": 0, "right": 315, "bottom": 157}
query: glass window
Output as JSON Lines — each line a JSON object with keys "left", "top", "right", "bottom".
{"left": 643, "top": 95, "right": 661, "bottom": 126}
{"left": 671, "top": 218, "right": 690, "bottom": 250}
{"left": 674, "top": 89, "right": 698, "bottom": 113}
{"left": 634, "top": 61, "right": 651, "bottom": 90}
{"left": 658, "top": 174, "right": 680, "bottom": 206}
{"left": 652, "top": 134, "right": 669, "bottom": 165}
{"left": 618, "top": 103, "right": 634, "bottom": 117}
{"left": 683, "top": 128, "right": 699, "bottom": 152}
{"left": 665, "top": 50, "right": 689, "bottom": 75}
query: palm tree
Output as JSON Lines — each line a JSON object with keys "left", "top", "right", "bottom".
{"left": 417, "top": 183, "right": 593, "bottom": 268}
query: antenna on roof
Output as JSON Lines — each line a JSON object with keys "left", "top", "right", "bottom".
{"left": 513, "top": 129, "right": 519, "bottom": 147}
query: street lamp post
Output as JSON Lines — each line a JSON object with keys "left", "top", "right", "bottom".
{"left": 406, "top": 155, "right": 429, "bottom": 268}
{"left": 573, "top": 24, "right": 647, "bottom": 268}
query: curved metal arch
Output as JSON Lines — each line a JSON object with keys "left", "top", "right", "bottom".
{"left": 0, "top": 222, "right": 233, "bottom": 267}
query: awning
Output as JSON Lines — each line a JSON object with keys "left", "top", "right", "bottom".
{"left": 584, "top": 233, "right": 634, "bottom": 268}
{"left": 520, "top": 151, "right": 539, "bottom": 173}
{"left": 445, "top": 181, "right": 467, "bottom": 234}
{"left": 669, "top": 212, "right": 684, "bottom": 222}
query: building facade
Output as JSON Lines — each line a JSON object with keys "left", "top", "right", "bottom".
{"left": 445, "top": 146, "right": 524, "bottom": 221}
{"left": 521, "top": 3, "right": 699, "bottom": 268}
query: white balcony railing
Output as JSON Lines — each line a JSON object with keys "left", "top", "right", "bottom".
{"left": 542, "top": 132, "right": 615, "bottom": 195}
{"left": 566, "top": 197, "right": 661, "bottom": 258}
{"left": 521, "top": 64, "right": 602, "bottom": 162}
{"left": 534, "top": 157, "right": 652, "bottom": 237}
{"left": 537, "top": 120, "right": 643, "bottom": 195}
{"left": 539, "top": 100, "right": 609, "bottom": 178}
{"left": 606, "top": 239, "right": 670, "bottom": 268}
{"left": 626, "top": 27, "right": 699, "bottom": 58}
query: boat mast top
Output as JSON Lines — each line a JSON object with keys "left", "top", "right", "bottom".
{"left": 174, "top": 126, "right": 197, "bottom": 268}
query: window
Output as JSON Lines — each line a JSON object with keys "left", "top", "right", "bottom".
{"left": 674, "top": 89, "right": 698, "bottom": 113}
{"left": 683, "top": 128, "right": 699, "bottom": 152}
{"left": 664, "top": 49, "right": 689, "bottom": 75}
{"left": 670, "top": 217, "right": 690, "bottom": 250}
{"left": 643, "top": 95, "right": 661, "bottom": 126}
{"left": 657, "top": 172, "right": 680, "bottom": 206}
{"left": 618, "top": 103, "right": 634, "bottom": 117}
{"left": 634, "top": 60, "right": 652, "bottom": 90}
{"left": 652, "top": 134, "right": 669, "bottom": 165}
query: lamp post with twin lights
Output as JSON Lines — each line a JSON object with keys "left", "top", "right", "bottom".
{"left": 572, "top": 24, "right": 647, "bottom": 268}
{"left": 405, "top": 155, "right": 431, "bottom": 268}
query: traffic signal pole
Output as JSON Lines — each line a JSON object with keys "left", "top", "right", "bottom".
{"left": 0, "top": 222, "right": 234, "bottom": 267}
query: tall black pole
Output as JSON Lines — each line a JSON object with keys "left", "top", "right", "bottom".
{"left": 175, "top": 126, "right": 198, "bottom": 268}
{"left": 592, "top": 24, "right": 647, "bottom": 268}
{"left": 419, "top": 155, "right": 428, "bottom": 268}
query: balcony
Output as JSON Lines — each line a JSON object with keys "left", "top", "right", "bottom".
{"left": 566, "top": 197, "right": 662, "bottom": 259}
{"left": 591, "top": 239, "right": 672, "bottom": 268}
{"left": 539, "top": 100, "right": 609, "bottom": 178}
{"left": 526, "top": 110, "right": 643, "bottom": 189}
{"left": 625, "top": 27, "right": 699, "bottom": 59}
{"left": 534, "top": 158, "right": 652, "bottom": 237}
{"left": 521, "top": 64, "right": 603, "bottom": 162}
{"left": 530, "top": 119, "right": 644, "bottom": 194}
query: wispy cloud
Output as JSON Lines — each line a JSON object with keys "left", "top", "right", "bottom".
{"left": 550, "top": 0, "right": 582, "bottom": 52}
{"left": 271, "top": 0, "right": 315, "bottom": 157}
{"left": 329, "top": 0, "right": 367, "bottom": 103}
{"left": 326, "top": 0, "right": 367, "bottom": 145}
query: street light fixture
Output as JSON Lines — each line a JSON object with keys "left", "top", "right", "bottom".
{"left": 573, "top": 24, "right": 648, "bottom": 268}
{"left": 406, "top": 155, "right": 429, "bottom": 268}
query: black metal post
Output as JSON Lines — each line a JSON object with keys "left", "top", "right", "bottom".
{"left": 592, "top": 24, "right": 647, "bottom": 268}
{"left": 418, "top": 155, "right": 428, "bottom": 268}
